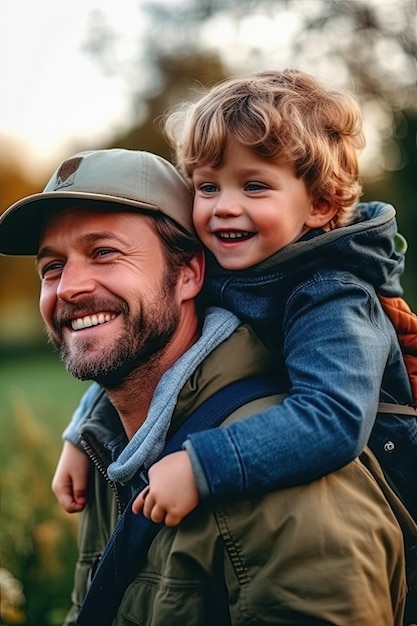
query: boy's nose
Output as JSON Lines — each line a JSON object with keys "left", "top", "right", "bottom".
{"left": 213, "top": 192, "right": 242, "bottom": 218}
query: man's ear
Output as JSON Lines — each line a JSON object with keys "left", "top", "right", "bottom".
{"left": 178, "top": 251, "right": 206, "bottom": 301}
{"left": 305, "top": 200, "right": 339, "bottom": 229}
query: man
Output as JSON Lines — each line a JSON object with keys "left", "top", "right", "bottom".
{"left": 0, "top": 148, "right": 412, "bottom": 626}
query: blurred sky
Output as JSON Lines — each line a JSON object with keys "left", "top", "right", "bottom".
{"left": 0, "top": 0, "right": 395, "bottom": 176}
{"left": 1, "top": 0, "right": 149, "bottom": 171}
{"left": 0, "top": 0, "right": 303, "bottom": 173}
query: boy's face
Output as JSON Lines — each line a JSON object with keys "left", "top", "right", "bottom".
{"left": 192, "top": 140, "right": 323, "bottom": 270}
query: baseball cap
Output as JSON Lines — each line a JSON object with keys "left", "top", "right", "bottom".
{"left": 0, "top": 149, "right": 194, "bottom": 255}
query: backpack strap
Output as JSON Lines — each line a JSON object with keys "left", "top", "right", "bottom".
{"left": 379, "top": 294, "right": 417, "bottom": 408}
{"left": 76, "top": 375, "right": 284, "bottom": 626}
{"left": 378, "top": 402, "right": 417, "bottom": 417}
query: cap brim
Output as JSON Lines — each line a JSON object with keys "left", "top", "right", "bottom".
{"left": 0, "top": 191, "right": 162, "bottom": 255}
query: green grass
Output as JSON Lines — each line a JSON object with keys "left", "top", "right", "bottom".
{"left": 0, "top": 352, "right": 90, "bottom": 463}
{"left": 0, "top": 352, "right": 90, "bottom": 625}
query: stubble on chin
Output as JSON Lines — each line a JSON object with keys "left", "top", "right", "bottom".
{"left": 59, "top": 334, "right": 122, "bottom": 382}
{"left": 45, "top": 329, "right": 103, "bottom": 379}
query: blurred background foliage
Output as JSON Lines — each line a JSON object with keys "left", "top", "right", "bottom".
{"left": 1, "top": 0, "right": 416, "bottom": 351}
{"left": 0, "top": 0, "right": 416, "bottom": 623}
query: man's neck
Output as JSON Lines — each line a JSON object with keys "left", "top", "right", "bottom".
{"left": 105, "top": 310, "right": 201, "bottom": 440}
{"left": 106, "top": 363, "right": 163, "bottom": 440}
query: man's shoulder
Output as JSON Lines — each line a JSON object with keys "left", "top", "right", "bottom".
{"left": 174, "top": 323, "right": 276, "bottom": 423}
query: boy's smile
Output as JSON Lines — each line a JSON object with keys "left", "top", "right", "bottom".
{"left": 192, "top": 139, "right": 326, "bottom": 270}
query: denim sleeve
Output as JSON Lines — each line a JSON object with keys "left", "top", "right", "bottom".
{"left": 186, "top": 275, "right": 392, "bottom": 500}
{"left": 62, "top": 383, "right": 103, "bottom": 447}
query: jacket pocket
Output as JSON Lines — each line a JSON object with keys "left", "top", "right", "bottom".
{"left": 117, "top": 573, "right": 205, "bottom": 626}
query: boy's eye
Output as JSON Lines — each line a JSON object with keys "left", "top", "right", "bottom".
{"left": 199, "top": 183, "right": 218, "bottom": 194}
{"left": 245, "top": 182, "right": 267, "bottom": 192}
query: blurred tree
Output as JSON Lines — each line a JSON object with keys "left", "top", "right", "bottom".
{"left": 86, "top": 0, "right": 416, "bottom": 165}
{"left": 0, "top": 148, "right": 46, "bottom": 348}
{"left": 112, "top": 52, "right": 230, "bottom": 159}
{"left": 0, "top": 151, "right": 41, "bottom": 212}
{"left": 363, "top": 109, "right": 417, "bottom": 301}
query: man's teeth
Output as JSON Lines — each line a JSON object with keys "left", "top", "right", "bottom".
{"left": 217, "top": 231, "right": 252, "bottom": 240}
{"left": 71, "top": 313, "right": 115, "bottom": 330}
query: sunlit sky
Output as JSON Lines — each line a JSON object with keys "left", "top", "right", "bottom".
{"left": 1, "top": 0, "right": 295, "bottom": 171}
{"left": 0, "top": 0, "right": 397, "bottom": 175}
{"left": 1, "top": 0, "right": 148, "bottom": 170}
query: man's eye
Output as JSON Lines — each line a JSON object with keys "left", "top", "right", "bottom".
{"left": 95, "top": 248, "right": 116, "bottom": 257}
{"left": 41, "top": 261, "right": 64, "bottom": 277}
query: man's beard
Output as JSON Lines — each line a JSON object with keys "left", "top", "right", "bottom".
{"left": 48, "top": 270, "right": 181, "bottom": 388}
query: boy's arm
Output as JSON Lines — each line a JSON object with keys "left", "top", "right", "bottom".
{"left": 53, "top": 383, "right": 102, "bottom": 513}
{"left": 183, "top": 280, "right": 393, "bottom": 500}
{"left": 63, "top": 383, "right": 102, "bottom": 447}
{"left": 52, "top": 441, "right": 90, "bottom": 512}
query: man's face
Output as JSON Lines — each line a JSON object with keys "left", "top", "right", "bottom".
{"left": 37, "top": 207, "right": 182, "bottom": 387}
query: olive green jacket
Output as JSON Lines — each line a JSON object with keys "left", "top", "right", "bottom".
{"left": 64, "top": 324, "right": 410, "bottom": 626}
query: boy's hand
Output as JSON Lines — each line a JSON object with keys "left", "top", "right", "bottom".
{"left": 51, "top": 441, "right": 90, "bottom": 513}
{"left": 132, "top": 451, "right": 200, "bottom": 526}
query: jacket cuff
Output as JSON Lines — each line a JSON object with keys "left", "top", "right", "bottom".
{"left": 183, "top": 439, "right": 211, "bottom": 498}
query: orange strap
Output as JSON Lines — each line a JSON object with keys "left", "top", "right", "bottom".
{"left": 379, "top": 294, "right": 417, "bottom": 408}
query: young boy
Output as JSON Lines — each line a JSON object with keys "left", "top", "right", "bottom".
{"left": 53, "top": 69, "right": 417, "bottom": 530}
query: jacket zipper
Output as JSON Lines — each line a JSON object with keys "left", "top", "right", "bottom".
{"left": 81, "top": 433, "right": 123, "bottom": 516}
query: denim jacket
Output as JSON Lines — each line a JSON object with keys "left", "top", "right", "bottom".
{"left": 186, "top": 201, "right": 417, "bottom": 518}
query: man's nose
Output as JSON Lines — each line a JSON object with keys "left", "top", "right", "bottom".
{"left": 56, "top": 261, "right": 96, "bottom": 302}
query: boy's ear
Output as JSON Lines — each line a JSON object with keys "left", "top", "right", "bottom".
{"left": 305, "top": 200, "right": 339, "bottom": 229}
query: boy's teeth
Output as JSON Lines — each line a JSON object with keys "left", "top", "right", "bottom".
{"left": 219, "top": 231, "right": 251, "bottom": 239}
{"left": 71, "top": 313, "right": 114, "bottom": 331}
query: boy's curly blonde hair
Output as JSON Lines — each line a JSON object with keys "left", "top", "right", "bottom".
{"left": 164, "top": 69, "right": 365, "bottom": 228}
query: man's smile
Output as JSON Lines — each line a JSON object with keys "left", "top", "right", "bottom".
{"left": 70, "top": 313, "right": 117, "bottom": 331}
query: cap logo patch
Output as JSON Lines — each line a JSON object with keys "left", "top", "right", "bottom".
{"left": 54, "top": 156, "right": 84, "bottom": 189}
